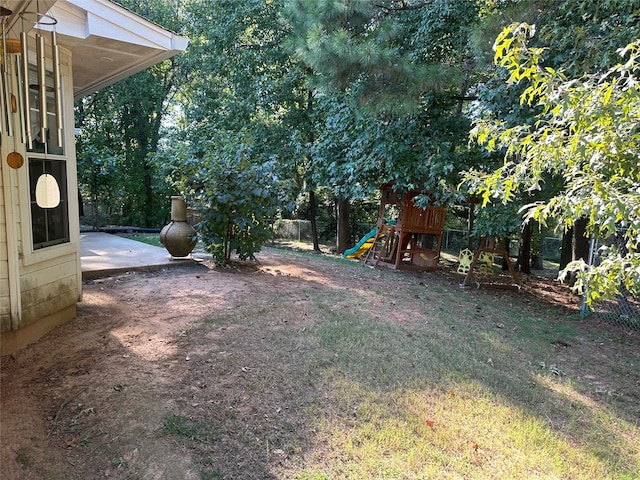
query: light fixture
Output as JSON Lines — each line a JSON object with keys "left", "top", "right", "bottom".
{"left": 35, "top": 172, "right": 61, "bottom": 208}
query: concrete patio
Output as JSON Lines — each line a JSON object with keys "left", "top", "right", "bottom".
{"left": 80, "top": 232, "right": 198, "bottom": 280}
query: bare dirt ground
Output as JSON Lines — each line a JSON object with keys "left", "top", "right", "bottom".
{"left": 1, "top": 247, "right": 637, "bottom": 479}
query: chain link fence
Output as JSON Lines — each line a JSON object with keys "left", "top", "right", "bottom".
{"left": 273, "top": 222, "right": 640, "bottom": 332}
{"left": 581, "top": 234, "right": 640, "bottom": 332}
{"left": 272, "top": 219, "right": 314, "bottom": 241}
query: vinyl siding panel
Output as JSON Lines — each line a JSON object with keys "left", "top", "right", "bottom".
{"left": 0, "top": 180, "right": 9, "bottom": 332}
{"left": 20, "top": 276, "right": 78, "bottom": 327}
{"left": 19, "top": 254, "right": 79, "bottom": 329}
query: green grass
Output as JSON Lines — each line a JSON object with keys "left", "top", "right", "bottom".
{"left": 196, "top": 252, "right": 640, "bottom": 479}
{"left": 162, "top": 413, "right": 217, "bottom": 444}
{"left": 162, "top": 413, "right": 221, "bottom": 479}
{"left": 301, "top": 286, "right": 637, "bottom": 478}
{"left": 116, "top": 232, "right": 163, "bottom": 247}
{"left": 125, "top": 247, "right": 640, "bottom": 478}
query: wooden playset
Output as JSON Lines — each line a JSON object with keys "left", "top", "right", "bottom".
{"left": 460, "top": 235, "right": 520, "bottom": 288}
{"left": 364, "top": 182, "right": 446, "bottom": 271}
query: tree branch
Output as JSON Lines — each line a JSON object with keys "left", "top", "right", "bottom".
{"left": 452, "top": 95, "right": 478, "bottom": 102}
{"left": 375, "top": 1, "right": 429, "bottom": 12}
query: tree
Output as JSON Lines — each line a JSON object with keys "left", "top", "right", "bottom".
{"left": 75, "top": 0, "right": 186, "bottom": 227}
{"left": 471, "top": 1, "right": 640, "bottom": 275}
{"left": 284, "top": 0, "right": 477, "bottom": 110}
{"left": 76, "top": 144, "right": 119, "bottom": 229}
{"left": 284, "top": 0, "right": 485, "bottom": 252}
{"left": 536, "top": 0, "right": 640, "bottom": 76}
{"left": 171, "top": 0, "right": 325, "bottom": 251}
{"left": 466, "top": 23, "right": 640, "bottom": 304}
{"left": 162, "top": 132, "right": 284, "bottom": 264}
{"left": 534, "top": 0, "right": 640, "bottom": 276}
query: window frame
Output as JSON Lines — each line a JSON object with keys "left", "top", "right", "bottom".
{"left": 28, "top": 156, "right": 70, "bottom": 250}
{"left": 17, "top": 44, "right": 78, "bottom": 267}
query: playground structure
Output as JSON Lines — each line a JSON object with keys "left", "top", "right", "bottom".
{"left": 343, "top": 183, "right": 520, "bottom": 284}
{"left": 460, "top": 235, "right": 520, "bottom": 288}
{"left": 343, "top": 227, "right": 378, "bottom": 259}
{"left": 356, "top": 182, "right": 446, "bottom": 271}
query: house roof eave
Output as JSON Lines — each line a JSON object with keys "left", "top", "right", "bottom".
{"left": 6, "top": 0, "right": 189, "bottom": 99}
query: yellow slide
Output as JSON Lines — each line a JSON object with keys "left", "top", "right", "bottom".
{"left": 344, "top": 228, "right": 377, "bottom": 259}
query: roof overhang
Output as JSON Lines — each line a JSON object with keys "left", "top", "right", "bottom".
{"left": 2, "top": 0, "right": 188, "bottom": 99}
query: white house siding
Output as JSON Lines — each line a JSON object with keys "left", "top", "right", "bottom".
{"left": 0, "top": 179, "right": 9, "bottom": 333}
{"left": 1, "top": 152, "right": 22, "bottom": 340}
{"left": 1, "top": 0, "right": 187, "bottom": 354}
{"left": 19, "top": 253, "right": 79, "bottom": 327}
{"left": 0, "top": 45, "right": 81, "bottom": 354}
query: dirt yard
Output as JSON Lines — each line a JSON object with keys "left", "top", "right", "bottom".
{"left": 1, "top": 247, "right": 638, "bottom": 479}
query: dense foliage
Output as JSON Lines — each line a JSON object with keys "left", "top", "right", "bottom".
{"left": 161, "top": 132, "right": 284, "bottom": 263}
{"left": 285, "top": 0, "right": 481, "bottom": 201}
{"left": 466, "top": 23, "right": 640, "bottom": 303}
{"left": 75, "top": 0, "right": 640, "bottom": 298}
{"left": 75, "top": 0, "right": 185, "bottom": 228}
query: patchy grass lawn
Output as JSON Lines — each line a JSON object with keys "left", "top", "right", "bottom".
{"left": 1, "top": 247, "right": 638, "bottom": 479}
{"left": 117, "top": 232, "right": 164, "bottom": 248}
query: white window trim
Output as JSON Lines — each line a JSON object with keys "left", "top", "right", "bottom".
{"left": 18, "top": 46, "right": 79, "bottom": 267}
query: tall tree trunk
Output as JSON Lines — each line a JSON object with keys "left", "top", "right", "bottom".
{"left": 305, "top": 89, "right": 321, "bottom": 253}
{"left": 517, "top": 221, "right": 532, "bottom": 274}
{"left": 530, "top": 221, "right": 543, "bottom": 270}
{"left": 225, "top": 222, "right": 233, "bottom": 264}
{"left": 336, "top": 197, "right": 350, "bottom": 254}
{"left": 559, "top": 226, "right": 573, "bottom": 271}
{"left": 92, "top": 193, "right": 99, "bottom": 230}
{"left": 143, "top": 164, "right": 153, "bottom": 227}
{"left": 573, "top": 217, "right": 589, "bottom": 263}
{"left": 78, "top": 189, "right": 84, "bottom": 217}
{"left": 309, "top": 190, "right": 321, "bottom": 252}
{"left": 566, "top": 217, "right": 590, "bottom": 286}
{"left": 133, "top": 98, "right": 153, "bottom": 227}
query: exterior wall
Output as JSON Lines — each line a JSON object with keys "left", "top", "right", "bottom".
{"left": 0, "top": 178, "right": 9, "bottom": 332}
{"left": 1, "top": 44, "right": 81, "bottom": 355}
{"left": 0, "top": 305, "right": 77, "bottom": 354}
{"left": 1, "top": 149, "right": 21, "bottom": 342}
{"left": 20, "top": 253, "right": 80, "bottom": 328}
